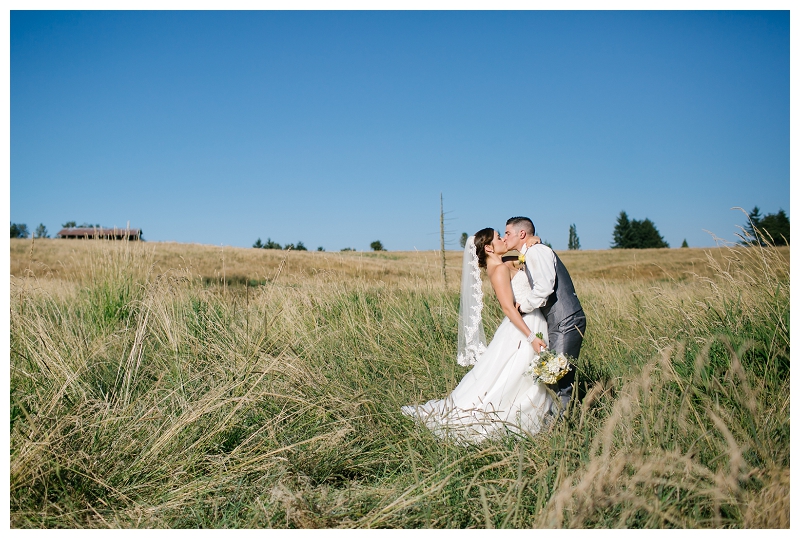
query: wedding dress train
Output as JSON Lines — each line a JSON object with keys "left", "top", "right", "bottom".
{"left": 402, "top": 269, "right": 553, "bottom": 444}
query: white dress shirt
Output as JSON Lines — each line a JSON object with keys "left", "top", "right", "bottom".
{"left": 518, "top": 242, "right": 557, "bottom": 314}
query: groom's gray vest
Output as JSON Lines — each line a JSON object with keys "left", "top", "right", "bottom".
{"left": 538, "top": 252, "right": 583, "bottom": 327}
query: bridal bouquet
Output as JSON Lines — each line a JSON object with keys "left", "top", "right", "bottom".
{"left": 526, "top": 333, "right": 572, "bottom": 384}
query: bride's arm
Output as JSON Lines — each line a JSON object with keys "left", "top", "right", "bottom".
{"left": 488, "top": 264, "right": 534, "bottom": 341}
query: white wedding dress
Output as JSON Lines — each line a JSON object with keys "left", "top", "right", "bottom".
{"left": 402, "top": 269, "right": 553, "bottom": 444}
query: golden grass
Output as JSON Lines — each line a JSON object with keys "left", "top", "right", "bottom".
{"left": 13, "top": 237, "right": 786, "bottom": 287}
{"left": 9, "top": 236, "right": 789, "bottom": 528}
{"left": 11, "top": 238, "right": 463, "bottom": 288}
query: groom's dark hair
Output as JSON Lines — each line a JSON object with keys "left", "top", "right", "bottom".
{"left": 507, "top": 216, "right": 535, "bottom": 236}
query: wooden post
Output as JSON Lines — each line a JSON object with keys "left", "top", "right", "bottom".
{"left": 440, "top": 192, "right": 447, "bottom": 286}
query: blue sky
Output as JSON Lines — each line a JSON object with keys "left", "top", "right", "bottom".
{"left": 9, "top": 10, "right": 790, "bottom": 251}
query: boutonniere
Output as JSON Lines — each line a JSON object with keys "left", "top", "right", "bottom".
{"left": 518, "top": 254, "right": 526, "bottom": 265}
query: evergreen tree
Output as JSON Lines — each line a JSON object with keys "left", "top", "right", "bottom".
{"left": 612, "top": 211, "right": 668, "bottom": 248}
{"left": 317, "top": 246, "right": 325, "bottom": 251}
{"left": 295, "top": 241, "right": 307, "bottom": 251}
{"left": 632, "top": 218, "right": 669, "bottom": 248}
{"left": 264, "top": 238, "right": 281, "bottom": 249}
{"left": 253, "top": 238, "right": 263, "bottom": 248}
{"left": 741, "top": 207, "right": 789, "bottom": 246}
{"left": 742, "top": 206, "right": 762, "bottom": 244}
{"left": 758, "top": 209, "right": 790, "bottom": 246}
{"left": 370, "top": 240, "right": 385, "bottom": 251}
{"left": 10, "top": 223, "right": 29, "bottom": 238}
{"left": 567, "top": 224, "right": 580, "bottom": 250}
{"left": 611, "top": 211, "right": 633, "bottom": 248}
{"left": 62, "top": 221, "right": 77, "bottom": 228}
{"left": 35, "top": 224, "right": 49, "bottom": 238}
{"left": 681, "top": 239, "right": 689, "bottom": 248}
{"left": 460, "top": 232, "right": 468, "bottom": 248}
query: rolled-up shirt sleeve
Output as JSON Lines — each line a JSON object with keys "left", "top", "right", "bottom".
{"left": 518, "top": 245, "right": 557, "bottom": 313}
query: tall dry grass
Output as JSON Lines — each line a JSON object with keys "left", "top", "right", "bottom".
{"left": 9, "top": 236, "right": 789, "bottom": 528}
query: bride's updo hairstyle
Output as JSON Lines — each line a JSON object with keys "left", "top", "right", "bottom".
{"left": 473, "top": 228, "right": 495, "bottom": 269}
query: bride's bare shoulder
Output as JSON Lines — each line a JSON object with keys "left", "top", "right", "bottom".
{"left": 487, "top": 260, "right": 510, "bottom": 280}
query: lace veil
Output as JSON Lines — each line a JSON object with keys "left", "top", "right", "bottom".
{"left": 456, "top": 236, "right": 487, "bottom": 366}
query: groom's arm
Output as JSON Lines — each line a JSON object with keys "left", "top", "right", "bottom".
{"left": 518, "top": 245, "right": 557, "bottom": 313}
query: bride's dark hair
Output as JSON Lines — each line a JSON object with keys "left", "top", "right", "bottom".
{"left": 473, "top": 228, "right": 495, "bottom": 269}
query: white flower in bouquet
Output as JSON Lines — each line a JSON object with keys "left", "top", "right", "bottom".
{"left": 548, "top": 360, "right": 562, "bottom": 375}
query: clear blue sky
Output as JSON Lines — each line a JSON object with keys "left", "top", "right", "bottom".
{"left": 10, "top": 10, "right": 790, "bottom": 251}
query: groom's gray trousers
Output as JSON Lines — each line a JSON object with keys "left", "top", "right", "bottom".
{"left": 534, "top": 252, "right": 586, "bottom": 414}
{"left": 546, "top": 310, "right": 586, "bottom": 411}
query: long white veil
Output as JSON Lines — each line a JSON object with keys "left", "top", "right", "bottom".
{"left": 456, "top": 236, "right": 487, "bottom": 366}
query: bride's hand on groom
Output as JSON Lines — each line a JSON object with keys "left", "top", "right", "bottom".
{"left": 526, "top": 236, "right": 541, "bottom": 248}
{"left": 515, "top": 302, "right": 546, "bottom": 352}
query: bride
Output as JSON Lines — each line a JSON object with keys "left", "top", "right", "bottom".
{"left": 402, "top": 228, "right": 553, "bottom": 443}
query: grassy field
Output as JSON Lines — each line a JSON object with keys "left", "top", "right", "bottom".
{"left": 9, "top": 237, "right": 789, "bottom": 528}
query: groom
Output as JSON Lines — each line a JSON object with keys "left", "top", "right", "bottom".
{"left": 504, "top": 216, "right": 586, "bottom": 416}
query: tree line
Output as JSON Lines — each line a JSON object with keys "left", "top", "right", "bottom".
{"left": 610, "top": 207, "right": 789, "bottom": 249}
{"left": 16, "top": 210, "right": 787, "bottom": 250}
{"left": 10, "top": 223, "right": 49, "bottom": 239}
{"left": 252, "top": 237, "right": 309, "bottom": 251}
{"left": 252, "top": 238, "right": 386, "bottom": 252}
{"left": 741, "top": 206, "right": 789, "bottom": 246}
{"left": 454, "top": 207, "right": 788, "bottom": 251}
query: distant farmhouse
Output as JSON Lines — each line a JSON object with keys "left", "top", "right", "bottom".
{"left": 56, "top": 227, "right": 142, "bottom": 240}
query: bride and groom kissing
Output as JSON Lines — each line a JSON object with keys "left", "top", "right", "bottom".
{"left": 402, "top": 216, "right": 587, "bottom": 443}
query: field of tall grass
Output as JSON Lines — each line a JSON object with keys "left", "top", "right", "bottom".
{"left": 9, "top": 236, "right": 789, "bottom": 528}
